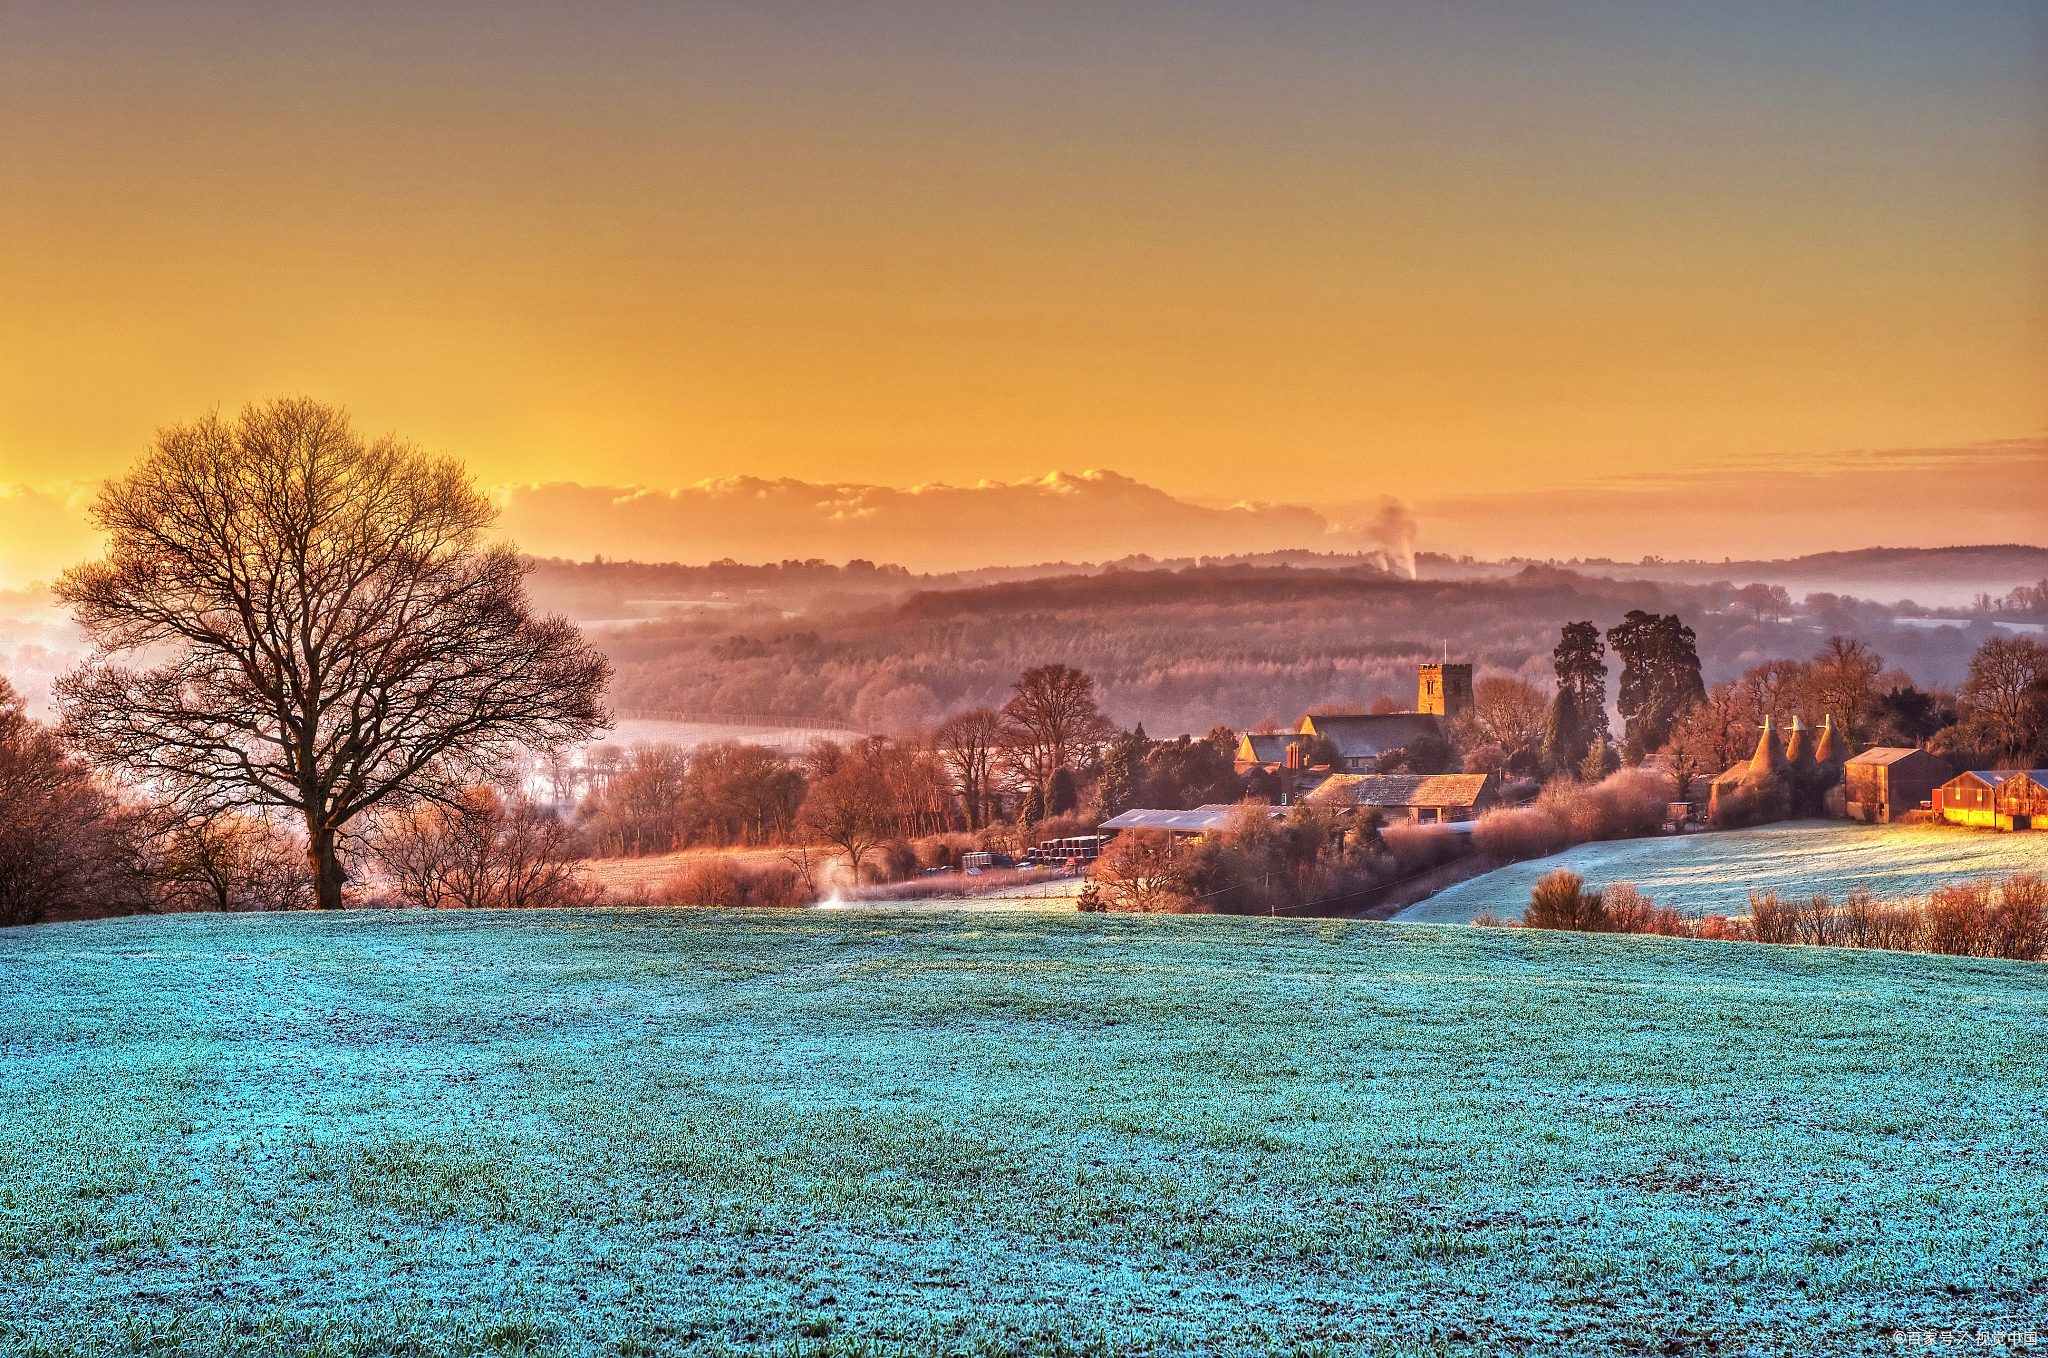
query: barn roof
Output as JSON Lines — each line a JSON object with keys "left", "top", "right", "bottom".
{"left": 1296, "top": 713, "right": 1444, "bottom": 759}
{"left": 1100, "top": 804, "right": 1283, "bottom": 833}
{"left": 1845, "top": 747, "right": 1931, "bottom": 766}
{"left": 1304, "top": 773, "right": 1497, "bottom": 809}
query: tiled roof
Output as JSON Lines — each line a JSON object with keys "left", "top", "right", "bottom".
{"left": 1303, "top": 773, "right": 1496, "bottom": 808}
{"left": 1845, "top": 748, "right": 1934, "bottom": 766}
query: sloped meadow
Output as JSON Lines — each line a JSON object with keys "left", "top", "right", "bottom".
{"left": 1, "top": 910, "right": 2043, "bottom": 1356}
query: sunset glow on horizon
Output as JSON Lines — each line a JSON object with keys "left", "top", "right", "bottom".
{"left": 2, "top": 1, "right": 2043, "bottom": 583}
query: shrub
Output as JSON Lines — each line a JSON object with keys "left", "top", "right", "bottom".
{"left": 1472, "top": 806, "right": 1569, "bottom": 863}
{"left": 376, "top": 789, "right": 598, "bottom": 910}
{"left": 1747, "top": 890, "right": 1793, "bottom": 944}
{"left": 1524, "top": 869, "right": 1606, "bottom": 931}
{"left": 1382, "top": 821, "right": 1468, "bottom": 876}
{"left": 1989, "top": 874, "right": 2047, "bottom": 962}
{"left": 1469, "top": 908, "right": 1505, "bottom": 927}
{"left": 1925, "top": 882, "right": 1990, "bottom": 957}
{"left": 657, "top": 857, "right": 812, "bottom": 909}
{"left": 1075, "top": 880, "right": 1106, "bottom": 913}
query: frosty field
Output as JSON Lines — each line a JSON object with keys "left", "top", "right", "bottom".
{"left": 3, "top": 910, "right": 2045, "bottom": 1356}
{"left": 1400, "top": 820, "right": 2048, "bottom": 925}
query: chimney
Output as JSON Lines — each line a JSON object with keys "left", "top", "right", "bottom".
{"left": 1285, "top": 740, "right": 1305, "bottom": 770}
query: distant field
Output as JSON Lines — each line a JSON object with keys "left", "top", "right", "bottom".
{"left": 4, "top": 910, "right": 2045, "bottom": 1355}
{"left": 1401, "top": 820, "right": 2048, "bottom": 925}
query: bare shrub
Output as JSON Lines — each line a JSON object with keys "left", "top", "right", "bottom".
{"left": 1793, "top": 894, "right": 1838, "bottom": 948}
{"left": 1524, "top": 869, "right": 1606, "bottom": 931}
{"left": 1596, "top": 881, "right": 1689, "bottom": 936}
{"left": 1601, "top": 881, "right": 1655, "bottom": 933}
{"left": 1693, "top": 914, "right": 1745, "bottom": 941}
{"left": 1925, "top": 882, "right": 1991, "bottom": 957}
{"left": 661, "top": 857, "right": 743, "bottom": 908}
{"left": 1472, "top": 806, "right": 1569, "bottom": 863}
{"left": 152, "top": 813, "right": 315, "bottom": 913}
{"left": 1836, "top": 886, "right": 1876, "bottom": 950}
{"left": 657, "top": 857, "right": 812, "bottom": 909}
{"left": 1382, "top": 822, "right": 1467, "bottom": 876}
{"left": 1990, "top": 874, "right": 2047, "bottom": 962}
{"left": 1469, "top": 908, "right": 1505, "bottom": 927}
{"left": 376, "top": 788, "right": 598, "bottom": 910}
{"left": 1748, "top": 891, "right": 1794, "bottom": 945}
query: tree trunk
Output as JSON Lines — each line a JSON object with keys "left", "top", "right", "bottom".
{"left": 306, "top": 816, "right": 346, "bottom": 910}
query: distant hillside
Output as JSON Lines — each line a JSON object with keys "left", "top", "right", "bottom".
{"left": 1422, "top": 545, "right": 2048, "bottom": 609}
{"left": 593, "top": 562, "right": 1995, "bottom": 736}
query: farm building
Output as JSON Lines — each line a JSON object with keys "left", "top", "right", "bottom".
{"left": 1842, "top": 747, "right": 1948, "bottom": 824}
{"left": 1707, "top": 715, "right": 1848, "bottom": 824}
{"left": 1303, "top": 772, "right": 1501, "bottom": 823}
{"left": 1933, "top": 771, "right": 2048, "bottom": 831}
{"left": 1099, "top": 804, "right": 1285, "bottom": 841}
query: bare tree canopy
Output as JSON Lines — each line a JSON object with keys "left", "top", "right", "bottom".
{"left": 1000, "top": 664, "right": 1114, "bottom": 791}
{"left": 56, "top": 399, "right": 611, "bottom": 909}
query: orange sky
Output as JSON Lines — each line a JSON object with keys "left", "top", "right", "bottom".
{"left": 2, "top": 3, "right": 2043, "bottom": 584}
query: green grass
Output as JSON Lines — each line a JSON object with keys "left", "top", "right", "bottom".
{"left": 1401, "top": 819, "right": 2048, "bottom": 924}
{"left": 2, "top": 909, "right": 2044, "bottom": 1356}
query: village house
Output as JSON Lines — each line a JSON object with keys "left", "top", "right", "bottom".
{"left": 1841, "top": 747, "right": 1948, "bottom": 824}
{"left": 1303, "top": 772, "right": 1501, "bottom": 824}
{"left": 1933, "top": 771, "right": 2048, "bottom": 831}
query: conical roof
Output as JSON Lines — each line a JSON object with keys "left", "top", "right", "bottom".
{"left": 1748, "top": 714, "right": 1788, "bottom": 776}
{"left": 1783, "top": 716, "right": 1814, "bottom": 768}
{"left": 1813, "top": 715, "right": 1847, "bottom": 764}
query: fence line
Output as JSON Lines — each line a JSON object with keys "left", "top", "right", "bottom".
{"left": 612, "top": 708, "right": 862, "bottom": 734}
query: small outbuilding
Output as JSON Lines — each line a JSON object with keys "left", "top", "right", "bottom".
{"left": 1099, "top": 804, "right": 1284, "bottom": 841}
{"left": 1934, "top": 771, "right": 2048, "bottom": 831}
{"left": 1842, "top": 748, "right": 1948, "bottom": 824}
{"left": 1302, "top": 772, "right": 1500, "bottom": 823}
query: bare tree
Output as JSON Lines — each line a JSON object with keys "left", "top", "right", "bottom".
{"left": 1000, "top": 664, "right": 1115, "bottom": 792}
{"left": 1467, "top": 676, "right": 1548, "bottom": 755}
{"left": 0, "top": 677, "right": 149, "bottom": 925}
{"left": 1955, "top": 636, "right": 2048, "bottom": 765}
{"left": 935, "top": 707, "right": 1003, "bottom": 828}
{"left": 797, "top": 761, "right": 893, "bottom": 883}
{"left": 1089, "top": 829, "right": 1188, "bottom": 913}
{"left": 1807, "top": 636, "right": 1884, "bottom": 748}
{"left": 55, "top": 400, "right": 610, "bottom": 910}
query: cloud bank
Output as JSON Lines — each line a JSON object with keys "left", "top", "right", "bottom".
{"left": 496, "top": 471, "right": 1418, "bottom": 575}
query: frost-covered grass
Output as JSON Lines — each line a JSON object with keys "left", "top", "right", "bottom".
{"left": 1402, "top": 819, "right": 2048, "bottom": 925}
{"left": 3, "top": 909, "right": 2045, "bottom": 1356}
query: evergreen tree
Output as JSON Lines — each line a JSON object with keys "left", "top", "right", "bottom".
{"left": 1579, "top": 734, "right": 1618, "bottom": 782}
{"left": 1094, "top": 726, "right": 1150, "bottom": 819}
{"left": 1016, "top": 782, "right": 1045, "bottom": 831}
{"left": 1548, "top": 621, "right": 1610, "bottom": 775}
{"left": 1540, "top": 688, "right": 1585, "bottom": 778}
{"left": 1607, "top": 610, "right": 1706, "bottom": 754}
{"left": 1044, "top": 767, "right": 1078, "bottom": 817}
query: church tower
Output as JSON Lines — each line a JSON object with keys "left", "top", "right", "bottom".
{"left": 1417, "top": 662, "right": 1473, "bottom": 722}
